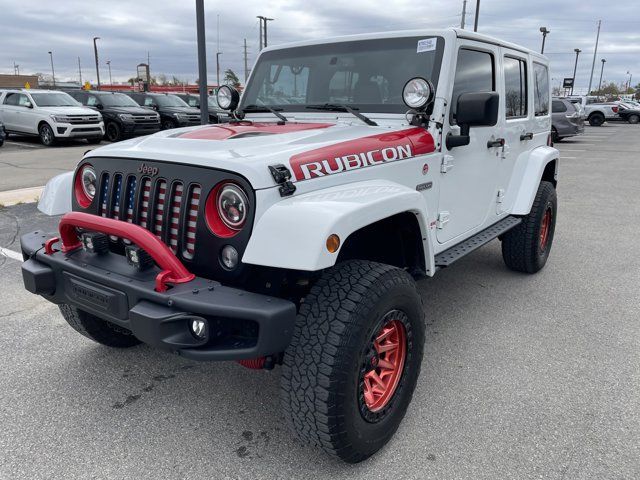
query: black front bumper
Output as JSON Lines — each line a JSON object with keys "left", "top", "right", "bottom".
{"left": 123, "top": 122, "right": 161, "bottom": 136}
{"left": 20, "top": 231, "right": 296, "bottom": 361}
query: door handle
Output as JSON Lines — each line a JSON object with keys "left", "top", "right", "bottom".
{"left": 520, "top": 132, "right": 534, "bottom": 141}
{"left": 487, "top": 138, "right": 505, "bottom": 148}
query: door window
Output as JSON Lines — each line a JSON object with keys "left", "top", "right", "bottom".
{"left": 3, "top": 93, "right": 19, "bottom": 105}
{"left": 504, "top": 56, "right": 527, "bottom": 118}
{"left": 87, "top": 95, "right": 99, "bottom": 106}
{"left": 533, "top": 63, "right": 550, "bottom": 116}
{"left": 450, "top": 49, "right": 495, "bottom": 124}
{"left": 143, "top": 96, "right": 156, "bottom": 107}
{"left": 552, "top": 100, "right": 567, "bottom": 113}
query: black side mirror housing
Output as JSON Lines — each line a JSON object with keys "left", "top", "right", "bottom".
{"left": 96, "top": 104, "right": 104, "bottom": 110}
{"left": 446, "top": 92, "right": 499, "bottom": 150}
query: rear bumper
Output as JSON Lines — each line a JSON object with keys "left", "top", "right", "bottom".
{"left": 20, "top": 230, "right": 296, "bottom": 361}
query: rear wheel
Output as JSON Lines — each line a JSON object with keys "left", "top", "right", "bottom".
{"left": 39, "top": 123, "right": 55, "bottom": 146}
{"left": 589, "top": 113, "right": 605, "bottom": 126}
{"left": 105, "top": 122, "right": 123, "bottom": 142}
{"left": 280, "top": 260, "right": 425, "bottom": 463}
{"left": 502, "top": 180, "right": 557, "bottom": 274}
{"left": 59, "top": 304, "right": 141, "bottom": 348}
{"left": 628, "top": 114, "right": 640, "bottom": 124}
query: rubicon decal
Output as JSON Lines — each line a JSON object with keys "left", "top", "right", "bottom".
{"left": 289, "top": 128, "right": 436, "bottom": 181}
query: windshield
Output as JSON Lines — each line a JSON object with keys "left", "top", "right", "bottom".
{"left": 31, "top": 92, "right": 79, "bottom": 107}
{"left": 207, "top": 96, "right": 222, "bottom": 110}
{"left": 241, "top": 36, "right": 444, "bottom": 114}
{"left": 154, "top": 95, "right": 190, "bottom": 107}
{"left": 99, "top": 93, "right": 140, "bottom": 107}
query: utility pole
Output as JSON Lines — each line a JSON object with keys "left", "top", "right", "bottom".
{"left": 473, "top": 0, "right": 480, "bottom": 32}
{"left": 13, "top": 61, "right": 20, "bottom": 75}
{"left": 598, "top": 59, "right": 606, "bottom": 93}
{"left": 243, "top": 38, "right": 249, "bottom": 83}
{"left": 540, "top": 27, "right": 550, "bottom": 54}
{"left": 258, "top": 18, "right": 263, "bottom": 51}
{"left": 78, "top": 57, "right": 82, "bottom": 86}
{"left": 195, "top": 0, "right": 209, "bottom": 125}
{"left": 106, "top": 60, "right": 112, "bottom": 86}
{"left": 48, "top": 51, "right": 56, "bottom": 88}
{"left": 460, "top": 0, "right": 467, "bottom": 29}
{"left": 93, "top": 37, "right": 101, "bottom": 90}
{"left": 147, "top": 51, "right": 150, "bottom": 80}
{"left": 571, "top": 48, "right": 581, "bottom": 95}
{"left": 257, "top": 16, "right": 274, "bottom": 49}
{"left": 587, "top": 20, "right": 601, "bottom": 94}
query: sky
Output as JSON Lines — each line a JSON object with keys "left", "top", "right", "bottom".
{"left": 0, "top": 0, "right": 638, "bottom": 94}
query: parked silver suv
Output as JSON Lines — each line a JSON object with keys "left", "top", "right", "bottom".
{"left": 0, "top": 89, "right": 104, "bottom": 146}
{"left": 552, "top": 97, "right": 584, "bottom": 142}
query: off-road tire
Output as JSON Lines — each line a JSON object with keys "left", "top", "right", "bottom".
{"left": 628, "top": 114, "right": 640, "bottom": 124}
{"left": 59, "top": 304, "right": 141, "bottom": 348}
{"left": 280, "top": 260, "right": 425, "bottom": 463}
{"left": 502, "top": 180, "right": 557, "bottom": 273}
{"left": 589, "top": 113, "right": 605, "bottom": 127}
{"left": 105, "top": 122, "right": 122, "bottom": 142}
{"left": 551, "top": 127, "right": 559, "bottom": 143}
{"left": 39, "top": 123, "right": 55, "bottom": 146}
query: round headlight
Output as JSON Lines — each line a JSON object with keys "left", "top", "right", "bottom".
{"left": 216, "top": 85, "right": 240, "bottom": 111}
{"left": 75, "top": 164, "right": 96, "bottom": 208}
{"left": 402, "top": 77, "right": 434, "bottom": 111}
{"left": 217, "top": 184, "right": 248, "bottom": 230}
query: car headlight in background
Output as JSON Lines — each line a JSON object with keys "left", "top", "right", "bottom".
{"left": 118, "top": 113, "right": 134, "bottom": 122}
{"left": 50, "top": 115, "right": 69, "bottom": 123}
{"left": 74, "top": 164, "right": 97, "bottom": 208}
{"left": 173, "top": 113, "right": 187, "bottom": 120}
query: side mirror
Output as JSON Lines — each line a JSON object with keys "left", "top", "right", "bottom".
{"left": 446, "top": 92, "right": 499, "bottom": 149}
{"left": 25, "top": 101, "right": 33, "bottom": 109}
{"left": 96, "top": 104, "right": 104, "bottom": 110}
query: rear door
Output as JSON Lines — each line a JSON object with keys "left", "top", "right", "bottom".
{"left": 1, "top": 92, "right": 21, "bottom": 131}
{"left": 437, "top": 42, "right": 501, "bottom": 244}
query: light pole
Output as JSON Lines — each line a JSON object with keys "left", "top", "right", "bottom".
{"left": 106, "top": 60, "right": 112, "bottom": 86}
{"left": 598, "top": 59, "right": 606, "bottom": 93}
{"left": 571, "top": 48, "right": 581, "bottom": 95}
{"left": 539, "top": 27, "right": 550, "bottom": 54}
{"left": 48, "top": 51, "right": 56, "bottom": 88}
{"left": 627, "top": 71, "right": 633, "bottom": 92}
{"left": 257, "top": 16, "right": 274, "bottom": 49}
{"left": 473, "top": 0, "right": 480, "bottom": 32}
{"left": 195, "top": 0, "right": 209, "bottom": 125}
{"left": 216, "top": 52, "right": 222, "bottom": 86}
{"left": 93, "top": 36, "right": 101, "bottom": 90}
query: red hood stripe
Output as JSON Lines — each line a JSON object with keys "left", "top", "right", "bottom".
{"left": 289, "top": 127, "right": 436, "bottom": 181}
{"left": 177, "top": 122, "right": 334, "bottom": 140}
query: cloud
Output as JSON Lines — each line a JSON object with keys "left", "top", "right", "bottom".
{"left": 0, "top": 0, "right": 637, "bottom": 92}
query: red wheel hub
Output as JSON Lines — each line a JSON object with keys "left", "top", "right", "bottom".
{"left": 362, "top": 318, "right": 407, "bottom": 412}
{"left": 539, "top": 208, "right": 552, "bottom": 251}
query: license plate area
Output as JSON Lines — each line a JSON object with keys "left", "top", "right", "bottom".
{"left": 63, "top": 272, "right": 129, "bottom": 320}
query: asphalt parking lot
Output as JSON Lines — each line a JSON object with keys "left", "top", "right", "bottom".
{"left": 0, "top": 123, "right": 639, "bottom": 479}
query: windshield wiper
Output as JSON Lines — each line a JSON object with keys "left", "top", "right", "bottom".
{"left": 305, "top": 103, "right": 378, "bottom": 126}
{"left": 243, "top": 104, "right": 288, "bottom": 123}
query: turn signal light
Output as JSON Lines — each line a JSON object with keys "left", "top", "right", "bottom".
{"left": 326, "top": 234, "right": 341, "bottom": 253}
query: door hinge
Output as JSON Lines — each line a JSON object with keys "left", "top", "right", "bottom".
{"left": 436, "top": 211, "right": 450, "bottom": 229}
{"left": 441, "top": 155, "right": 454, "bottom": 173}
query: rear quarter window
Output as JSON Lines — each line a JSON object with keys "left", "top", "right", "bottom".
{"left": 533, "top": 62, "right": 550, "bottom": 116}
{"left": 552, "top": 100, "right": 567, "bottom": 113}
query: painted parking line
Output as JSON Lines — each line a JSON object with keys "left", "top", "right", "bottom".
{"left": 561, "top": 156, "right": 577, "bottom": 159}
{"left": 559, "top": 149, "right": 586, "bottom": 152}
{"left": 0, "top": 246, "right": 23, "bottom": 262}
{"left": 4, "top": 141, "right": 43, "bottom": 149}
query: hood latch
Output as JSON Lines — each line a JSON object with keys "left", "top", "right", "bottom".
{"left": 268, "top": 164, "right": 296, "bottom": 197}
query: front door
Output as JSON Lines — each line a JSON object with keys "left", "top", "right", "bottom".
{"left": 437, "top": 42, "right": 501, "bottom": 244}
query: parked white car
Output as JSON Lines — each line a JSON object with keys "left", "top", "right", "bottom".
{"left": 0, "top": 89, "right": 104, "bottom": 146}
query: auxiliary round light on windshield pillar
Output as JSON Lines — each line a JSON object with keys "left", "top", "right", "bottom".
{"left": 402, "top": 77, "right": 434, "bottom": 111}
{"left": 216, "top": 85, "right": 240, "bottom": 111}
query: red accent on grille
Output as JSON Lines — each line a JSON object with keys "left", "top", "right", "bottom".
{"left": 139, "top": 178, "right": 152, "bottom": 229}
{"left": 204, "top": 182, "right": 242, "bottom": 238}
{"left": 153, "top": 180, "right": 167, "bottom": 239}
{"left": 168, "top": 182, "right": 183, "bottom": 253}
{"left": 74, "top": 164, "right": 94, "bottom": 209}
{"left": 183, "top": 185, "right": 201, "bottom": 259}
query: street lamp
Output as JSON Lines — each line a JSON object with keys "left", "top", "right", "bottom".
{"left": 539, "top": 27, "right": 550, "bottom": 54}
{"left": 106, "top": 60, "right": 112, "bottom": 86}
{"left": 598, "top": 59, "right": 606, "bottom": 93}
{"left": 93, "top": 36, "right": 101, "bottom": 90}
{"left": 48, "top": 51, "right": 56, "bottom": 88}
{"left": 571, "top": 48, "right": 581, "bottom": 95}
{"left": 626, "top": 71, "right": 633, "bottom": 92}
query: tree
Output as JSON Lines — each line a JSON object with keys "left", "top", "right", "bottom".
{"left": 223, "top": 69, "right": 241, "bottom": 88}
{"left": 156, "top": 73, "right": 167, "bottom": 85}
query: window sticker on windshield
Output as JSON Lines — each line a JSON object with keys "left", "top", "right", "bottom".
{"left": 417, "top": 38, "right": 437, "bottom": 53}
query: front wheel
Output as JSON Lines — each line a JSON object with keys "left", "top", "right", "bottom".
{"left": 589, "top": 113, "right": 605, "bottom": 127}
{"left": 59, "top": 304, "right": 141, "bottom": 348}
{"left": 162, "top": 119, "right": 177, "bottom": 130}
{"left": 39, "top": 123, "right": 55, "bottom": 146}
{"left": 280, "top": 260, "right": 425, "bottom": 463}
{"left": 105, "top": 122, "right": 123, "bottom": 142}
{"left": 502, "top": 180, "right": 557, "bottom": 273}
{"left": 628, "top": 114, "right": 640, "bottom": 124}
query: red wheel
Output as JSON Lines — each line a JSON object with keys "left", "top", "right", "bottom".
{"left": 539, "top": 207, "right": 552, "bottom": 251}
{"left": 362, "top": 314, "right": 407, "bottom": 412}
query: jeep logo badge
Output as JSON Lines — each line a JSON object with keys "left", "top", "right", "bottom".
{"left": 138, "top": 163, "right": 159, "bottom": 176}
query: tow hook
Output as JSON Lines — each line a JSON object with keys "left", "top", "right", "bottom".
{"left": 268, "top": 164, "right": 296, "bottom": 197}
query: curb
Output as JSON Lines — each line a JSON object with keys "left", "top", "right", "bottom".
{"left": 0, "top": 186, "right": 44, "bottom": 207}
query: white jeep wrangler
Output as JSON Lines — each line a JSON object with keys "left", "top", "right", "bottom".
{"left": 21, "top": 29, "right": 558, "bottom": 463}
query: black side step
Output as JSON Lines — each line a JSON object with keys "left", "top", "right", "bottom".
{"left": 435, "top": 216, "right": 522, "bottom": 268}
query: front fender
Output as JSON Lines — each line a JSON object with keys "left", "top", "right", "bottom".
{"left": 37, "top": 171, "right": 73, "bottom": 216}
{"left": 508, "top": 146, "right": 559, "bottom": 215}
{"left": 242, "top": 180, "right": 432, "bottom": 272}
